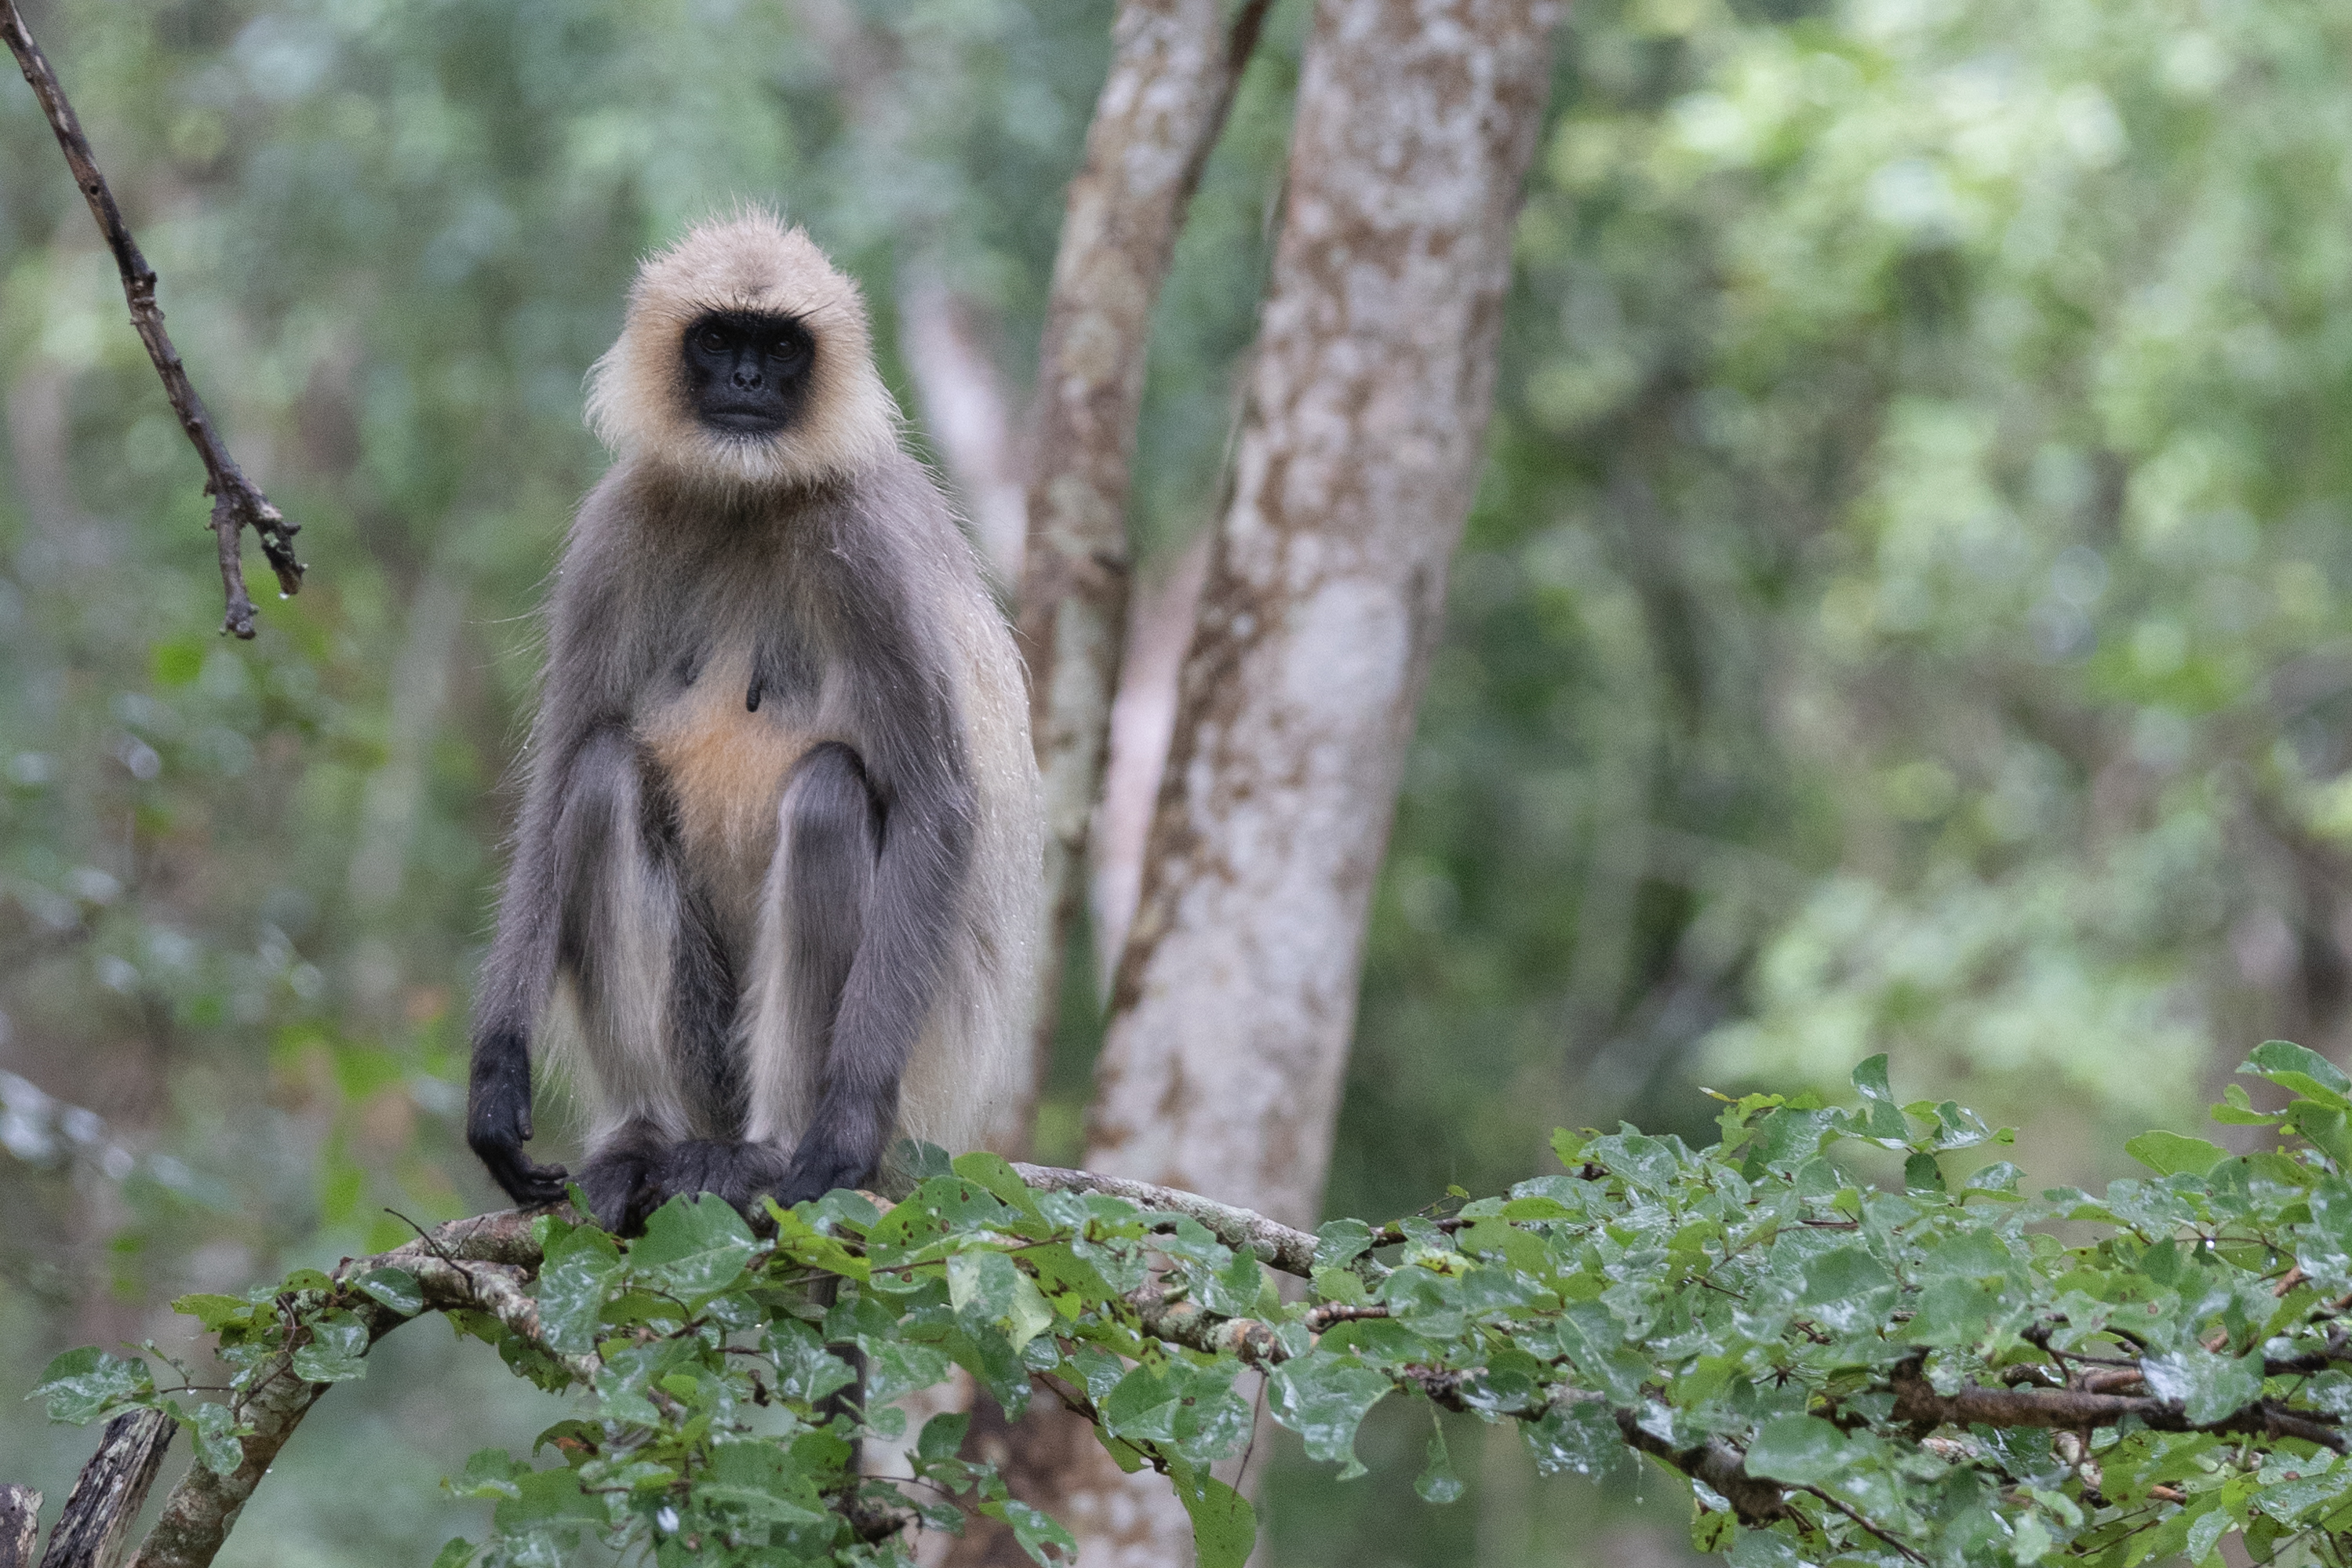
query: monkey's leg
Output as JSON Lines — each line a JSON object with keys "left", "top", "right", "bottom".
{"left": 740, "top": 742, "right": 880, "bottom": 1210}
{"left": 553, "top": 729, "right": 702, "bottom": 1232}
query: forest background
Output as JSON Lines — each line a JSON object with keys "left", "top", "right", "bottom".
{"left": 2, "top": 0, "right": 2348, "bottom": 1563}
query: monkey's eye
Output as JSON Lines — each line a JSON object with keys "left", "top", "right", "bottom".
{"left": 697, "top": 327, "right": 730, "bottom": 354}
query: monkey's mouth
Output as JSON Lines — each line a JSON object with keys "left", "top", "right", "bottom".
{"left": 700, "top": 405, "right": 792, "bottom": 438}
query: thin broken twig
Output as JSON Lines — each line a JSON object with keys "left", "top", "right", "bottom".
{"left": 0, "top": 0, "right": 302, "bottom": 638}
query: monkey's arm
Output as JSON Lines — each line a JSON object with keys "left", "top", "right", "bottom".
{"left": 466, "top": 729, "right": 574, "bottom": 1207}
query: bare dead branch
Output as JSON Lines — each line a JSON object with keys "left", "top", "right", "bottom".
{"left": 38, "top": 1410, "right": 171, "bottom": 1568}
{"left": 0, "top": 0, "right": 302, "bottom": 639}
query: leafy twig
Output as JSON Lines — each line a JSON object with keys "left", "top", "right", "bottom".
{"left": 1010, "top": 1161, "right": 1320, "bottom": 1276}
{"left": 1889, "top": 1359, "right": 2349, "bottom": 1453}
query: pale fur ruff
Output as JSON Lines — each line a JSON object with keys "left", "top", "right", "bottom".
{"left": 586, "top": 209, "right": 898, "bottom": 489}
{"left": 547, "top": 213, "right": 1039, "bottom": 1170}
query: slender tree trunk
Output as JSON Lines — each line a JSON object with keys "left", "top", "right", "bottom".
{"left": 1001, "top": 0, "right": 1275, "bottom": 1155}
{"left": 1094, "top": 0, "right": 1561, "bottom": 1235}
{"left": 1014, "top": 3, "right": 1565, "bottom": 1561}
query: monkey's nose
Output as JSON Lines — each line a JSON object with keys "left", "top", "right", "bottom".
{"left": 732, "top": 368, "right": 764, "bottom": 389}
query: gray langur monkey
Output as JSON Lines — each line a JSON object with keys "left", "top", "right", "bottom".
{"left": 466, "top": 211, "right": 1039, "bottom": 1233}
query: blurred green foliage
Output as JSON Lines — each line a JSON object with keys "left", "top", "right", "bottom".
{"left": 3, "top": 0, "right": 2351, "bottom": 1559}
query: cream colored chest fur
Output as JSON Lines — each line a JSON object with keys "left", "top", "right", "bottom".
{"left": 635, "top": 642, "right": 817, "bottom": 950}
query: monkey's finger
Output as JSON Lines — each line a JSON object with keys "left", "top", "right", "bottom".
{"left": 486, "top": 1148, "right": 570, "bottom": 1206}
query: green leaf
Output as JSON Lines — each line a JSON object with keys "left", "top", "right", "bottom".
{"left": 765, "top": 1319, "right": 857, "bottom": 1406}
{"left": 2243, "top": 1040, "right": 2352, "bottom": 1108}
{"left": 948, "top": 1249, "right": 1018, "bottom": 1320}
{"left": 1523, "top": 1399, "right": 1622, "bottom": 1478}
{"left": 291, "top": 1309, "right": 370, "bottom": 1382}
{"left": 350, "top": 1267, "right": 424, "bottom": 1317}
{"left": 1415, "top": 1418, "right": 1464, "bottom": 1504}
{"left": 1553, "top": 1302, "right": 1650, "bottom": 1404}
{"left": 172, "top": 1294, "right": 255, "bottom": 1333}
{"left": 1171, "top": 1464, "right": 1257, "bottom": 1568}
{"left": 2143, "top": 1347, "right": 2265, "bottom": 1425}
{"left": 1851, "top": 1053, "right": 1896, "bottom": 1103}
{"left": 901, "top": 1141, "right": 956, "bottom": 1181}
{"left": 2185, "top": 1504, "right": 2232, "bottom": 1565}
{"left": 1314, "top": 1218, "right": 1374, "bottom": 1271}
{"left": 1910, "top": 1276, "right": 2001, "bottom": 1347}
{"left": 2124, "top": 1130, "right": 2231, "bottom": 1177}
{"left": 1799, "top": 1246, "right": 1892, "bottom": 1299}
{"left": 696, "top": 1439, "right": 829, "bottom": 1525}
{"left": 1004, "top": 1268, "right": 1057, "bottom": 1352}
{"left": 1729, "top": 1527, "right": 1807, "bottom": 1567}
{"left": 917, "top": 1411, "right": 970, "bottom": 1464}
{"left": 446, "top": 1447, "right": 524, "bottom": 1500}
{"left": 2212, "top": 1083, "right": 2280, "bottom": 1126}
{"left": 492, "top": 1464, "right": 606, "bottom": 1530}
{"left": 863, "top": 1339, "right": 956, "bottom": 1408}
{"left": 1269, "top": 1357, "right": 1393, "bottom": 1479}
{"left": 627, "top": 1195, "right": 759, "bottom": 1304}
{"left": 980, "top": 1498, "right": 1077, "bottom": 1566}
{"left": 534, "top": 1226, "right": 621, "bottom": 1356}
{"left": 1961, "top": 1161, "right": 2025, "bottom": 1199}
{"left": 1591, "top": 1130, "right": 1681, "bottom": 1194}
{"left": 1193, "top": 1246, "right": 1265, "bottom": 1318}
{"left": 183, "top": 1401, "right": 246, "bottom": 1477}
{"left": 1743, "top": 1413, "right": 1848, "bottom": 1484}
{"left": 2287, "top": 1101, "right": 2352, "bottom": 1166}
{"left": 1691, "top": 1509, "right": 1734, "bottom": 1555}
{"left": 33, "top": 1348, "right": 153, "bottom": 1424}
{"left": 945, "top": 1322, "right": 1033, "bottom": 1421}
{"left": 428, "top": 1539, "right": 477, "bottom": 1568}
{"left": 951, "top": 1151, "right": 1043, "bottom": 1213}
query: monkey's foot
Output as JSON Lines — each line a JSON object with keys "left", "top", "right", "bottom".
{"left": 772, "top": 1136, "right": 878, "bottom": 1213}
{"left": 577, "top": 1138, "right": 664, "bottom": 1235}
{"left": 646, "top": 1139, "right": 792, "bottom": 1227}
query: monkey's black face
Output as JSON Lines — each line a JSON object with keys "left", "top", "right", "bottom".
{"left": 681, "top": 311, "right": 814, "bottom": 437}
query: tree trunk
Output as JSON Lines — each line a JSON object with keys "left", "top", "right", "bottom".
{"left": 1018, "top": 2, "right": 1565, "bottom": 1560}
{"left": 1002, "top": 0, "right": 1274, "bottom": 1155}
{"left": 1094, "top": 0, "right": 1561, "bottom": 1244}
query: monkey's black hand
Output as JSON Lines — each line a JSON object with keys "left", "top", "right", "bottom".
{"left": 467, "top": 1027, "right": 569, "bottom": 1207}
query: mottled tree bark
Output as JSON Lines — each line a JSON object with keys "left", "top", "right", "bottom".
{"left": 40, "top": 1412, "right": 171, "bottom": 1568}
{"left": 1022, "top": 2, "right": 1565, "bottom": 1560}
{"left": 1098, "top": 0, "right": 1560, "bottom": 1257}
{"left": 0, "top": 1489, "right": 35, "bottom": 1568}
{"left": 1002, "top": 0, "right": 1274, "bottom": 1155}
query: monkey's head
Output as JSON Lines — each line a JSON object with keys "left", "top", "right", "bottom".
{"left": 588, "top": 209, "right": 896, "bottom": 489}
